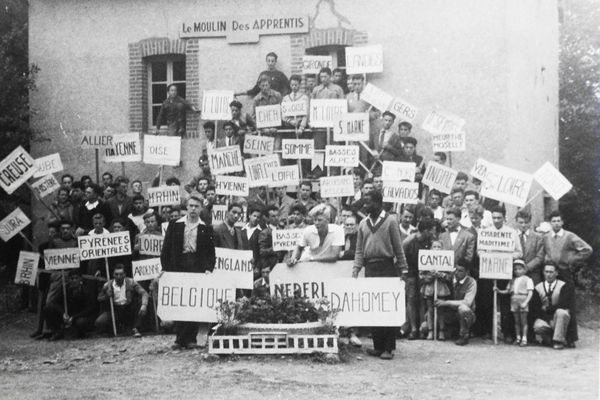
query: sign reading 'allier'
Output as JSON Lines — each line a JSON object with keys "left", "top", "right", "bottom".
{"left": 180, "top": 15, "right": 309, "bottom": 43}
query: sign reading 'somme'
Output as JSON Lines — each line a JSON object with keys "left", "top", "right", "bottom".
{"left": 281, "top": 139, "right": 314, "bottom": 159}
{"left": 78, "top": 231, "right": 131, "bottom": 260}
{"left": 0, "top": 146, "right": 36, "bottom": 195}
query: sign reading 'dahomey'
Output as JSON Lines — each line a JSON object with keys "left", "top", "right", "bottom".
{"left": 78, "top": 231, "right": 131, "bottom": 260}
{"left": 388, "top": 98, "right": 418, "bottom": 123}
{"left": 381, "top": 161, "right": 416, "bottom": 182}
{"left": 479, "top": 252, "right": 513, "bottom": 280}
{"left": 472, "top": 159, "right": 533, "bottom": 207}
{"left": 333, "top": 113, "right": 369, "bottom": 142}
{"left": 320, "top": 175, "right": 354, "bottom": 198}
{"left": 360, "top": 83, "right": 393, "bottom": 112}
{"left": 0, "top": 208, "right": 31, "bottom": 242}
{"left": 533, "top": 162, "right": 573, "bottom": 201}
{"left": 14, "top": 251, "right": 39, "bottom": 286}
{"left": 139, "top": 235, "right": 164, "bottom": 256}
{"left": 477, "top": 228, "right": 516, "bottom": 253}
{"left": 104, "top": 133, "right": 142, "bottom": 163}
{"left": 382, "top": 181, "right": 419, "bottom": 204}
{"left": 269, "top": 165, "right": 300, "bottom": 188}
{"left": 215, "top": 175, "right": 249, "bottom": 197}
{"left": 329, "top": 278, "right": 405, "bottom": 327}
{"left": 272, "top": 229, "right": 304, "bottom": 252}
{"left": 0, "top": 146, "right": 36, "bottom": 195}
{"left": 418, "top": 250, "right": 455, "bottom": 272}
{"left": 325, "top": 145, "right": 359, "bottom": 167}
{"left": 422, "top": 162, "right": 459, "bottom": 194}
{"left": 345, "top": 44, "right": 383, "bottom": 74}
{"left": 33, "top": 153, "right": 63, "bottom": 178}
{"left": 30, "top": 174, "right": 60, "bottom": 199}
{"left": 421, "top": 110, "right": 465, "bottom": 136}
{"left": 255, "top": 105, "right": 282, "bottom": 129}
{"left": 132, "top": 258, "right": 162, "bottom": 281}
{"left": 211, "top": 205, "right": 228, "bottom": 224}
{"left": 302, "top": 55, "right": 333, "bottom": 74}
{"left": 281, "top": 99, "right": 308, "bottom": 117}
{"left": 281, "top": 139, "right": 314, "bottom": 159}
{"left": 157, "top": 272, "right": 236, "bottom": 322}
{"left": 213, "top": 247, "right": 253, "bottom": 289}
{"left": 143, "top": 135, "right": 181, "bottom": 166}
{"left": 208, "top": 145, "right": 244, "bottom": 175}
{"left": 243, "top": 135, "right": 274, "bottom": 155}
{"left": 309, "top": 99, "right": 347, "bottom": 128}
{"left": 43, "top": 248, "right": 80, "bottom": 270}
{"left": 244, "top": 154, "right": 280, "bottom": 187}
{"left": 201, "top": 90, "right": 234, "bottom": 120}
{"left": 147, "top": 186, "right": 181, "bottom": 207}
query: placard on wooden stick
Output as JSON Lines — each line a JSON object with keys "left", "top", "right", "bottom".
{"left": 139, "top": 235, "right": 164, "bottom": 256}
{"left": 360, "top": 83, "right": 393, "bottom": 112}
{"left": 309, "top": 99, "right": 347, "bottom": 128}
{"left": 320, "top": 175, "right": 354, "bottom": 198}
{"left": 201, "top": 90, "right": 234, "bottom": 120}
{"left": 30, "top": 174, "right": 60, "bottom": 199}
{"left": 143, "top": 135, "right": 181, "bottom": 166}
{"left": 132, "top": 258, "right": 162, "bottom": 281}
{"left": 422, "top": 162, "right": 459, "bottom": 194}
{"left": 382, "top": 181, "right": 419, "bottom": 204}
{"left": 388, "top": 98, "right": 418, "bottom": 123}
{"left": 418, "top": 250, "right": 455, "bottom": 272}
{"left": 0, "top": 208, "right": 31, "bottom": 242}
{"left": 77, "top": 231, "right": 132, "bottom": 260}
{"left": 333, "top": 113, "right": 369, "bottom": 142}
{"left": 477, "top": 228, "right": 517, "bottom": 252}
{"left": 147, "top": 186, "right": 181, "bottom": 207}
{"left": 255, "top": 104, "right": 282, "bottom": 129}
{"left": 381, "top": 161, "right": 416, "bottom": 182}
{"left": 244, "top": 154, "right": 280, "bottom": 187}
{"left": 33, "top": 153, "right": 63, "bottom": 178}
{"left": 281, "top": 139, "right": 314, "bottom": 159}
{"left": 324, "top": 145, "right": 359, "bottom": 167}
{"left": 244, "top": 135, "right": 274, "bottom": 155}
{"left": 269, "top": 165, "right": 300, "bottom": 188}
{"left": 15, "top": 251, "right": 39, "bottom": 286}
{"left": 0, "top": 146, "right": 36, "bottom": 195}
{"left": 479, "top": 252, "right": 513, "bottom": 280}
{"left": 43, "top": 248, "right": 80, "bottom": 270}
{"left": 208, "top": 145, "right": 244, "bottom": 175}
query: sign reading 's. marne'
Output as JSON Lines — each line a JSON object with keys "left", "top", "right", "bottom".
{"left": 78, "top": 231, "right": 131, "bottom": 260}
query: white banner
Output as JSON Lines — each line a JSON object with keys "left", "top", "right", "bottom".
{"left": 139, "top": 234, "right": 164, "bottom": 256}
{"left": 77, "top": 231, "right": 132, "bottom": 260}
{"left": 345, "top": 44, "right": 384, "bottom": 74}
{"left": 309, "top": 99, "right": 347, "bottom": 128}
{"left": 208, "top": 145, "right": 244, "bottom": 175}
{"left": 255, "top": 104, "right": 282, "bottom": 129}
{"left": 33, "top": 153, "right": 63, "bottom": 178}
{"left": 382, "top": 181, "right": 419, "bottom": 204}
{"left": 104, "top": 132, "right": 142, "bottom": 162}
{"left": 302, "top": 55, "right": 333, "bottom": 74}
{"left": 215, "top": 175, "right": 249, "bottom": 197}
{"left": 381, "top": 161, "right": 416, "bottom": 182}
{"left": 388, "top": 98, "right": 418, "bottom": 123}
{"left": 421, "top": 110, "right": 465, "bottom": 136}
{"left": 211, "top": 205, "right": 228, "bottom": 224}
{"left": 422, "top": 162, "right": 459, "bottom": 194}
{"left": 213, "top": 247, "right": 253, "bottom": 289}
{"left": 30, "top": 174, "right": 60, "bottom": 199}
{"left": 0, "top": 208, "right": 31, "bottom": 242}
{"left": 360, "top": 83, "right": 393, "bottom": 112}
{"left": 533, "top": 162, "right": 573, "bottom": 201}
{"left": 243, "top": 135, "right": 275, "bottom": 155}
{"left": 244, "top": 154, "right": 280, "bottom": 187}
{"left": 418, "top": 250, "right": 455, "bottom": 272}
{"left": 432, "top": 131, "right": 466, "bottom": 152}
{"left": 477, "top": 228, "right": 516, "bottom": 253}
{"left": 320, "top": 175, "right": 354, "bottom": 198}
{"left": 281, "top": 99, "right": 308, "bottom": 117}
{"left": 333, "top": 113, "right": 369, "bottom": 142}
{"left": 147, "top": 186, "right": 181, "bottom": 207}
{"left": 272, "top": 229, "right": 304, "bottom": 252}
{"left": 143, "top": 135, "right": 181, "bottom": 166}
{"left": 43, "top": 248, "right": 80, "bottom": 270}
{"left": 281, "top": 139, "right": 314, "bottom": 159}
{"left": 269, "top": 165, "right": 300, "bottom": 188}
{"left": 132, "top": 258, "right": 162, "bottom": 281}
{"left": 0, "top": 146, "right": 36, "bottom": 195}
{"left": 479, "top": 252, "right": 513, "bottom": 280}
{"left": 476, "top": 160, "right": 533, "bottom": 208}
{"left": 14, "top": 251, "right": 40, "bottom": 286}
{"left": 201, "top": 90, "right": 234, "bottom": 120}
{"left": 324, "top": 145, "right": 359, "bottom": 167}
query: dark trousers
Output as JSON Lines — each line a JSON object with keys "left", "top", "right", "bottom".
{"left": 474, "top": 279, "right": 494, "bottom": 336}
{"left": 43, "top": 302, "right": 93, "bottom": 336}
{"left": 95, "top": 303, "right": 141, "bottom": 334}
{"left": 365, "top": 258, "right": 398, "bottom": 352}
{"left": 175, "top": 322, "right": 200, "bottom": 346}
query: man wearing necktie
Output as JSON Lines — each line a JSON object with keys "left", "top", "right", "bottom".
{"left": 515, "top": 210, "right": 545, "bottom": 285}
{"left": 213, "top": 203, "right": 244, "bottom": 250}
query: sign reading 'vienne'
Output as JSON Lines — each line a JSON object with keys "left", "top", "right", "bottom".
{"left": 43, "top": 248, "right": 80, "bottom": 270}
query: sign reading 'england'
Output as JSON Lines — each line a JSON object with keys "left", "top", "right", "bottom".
{"left": 213, "top": 247, "right": 253, "bottom": 289}
{"left": 0, "top": 146, "right": 36, "bottom": 195}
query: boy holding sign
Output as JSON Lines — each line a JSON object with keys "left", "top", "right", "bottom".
{"left": 281, "top": 75, "right": 308, "bottom": 133}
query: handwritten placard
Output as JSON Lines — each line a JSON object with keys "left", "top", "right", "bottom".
{"left": 422, "top": 162, "right": 459, "bottom": 194}
{"left": 0, "top": 146, "right": 36, "bottom": 195}
{"left": 147, "top": 186, "right": 181, "bottom": 207}
{"left": 255, "top": 104, "right": 282, "bottom": 129}
{"left": 388, "top": 98, "right": 418, "bottom": 123}
{"left": 477, "top": 161, "right": 533, "bottom": 207}
{"left": 281, "top": 139, "right": 314, "bottom": 159}
{"left": 533, "top": 162, "right": 573, "bottom": 201}
{"left": 30, "top": 174, "right": 60, "bottom": 199}
{"left": 302, "top": 55, "right": 333, "bottom": 74}
{"left": 80, "top": 130, "right": 114, "bottom": 149}
{"left": 422, "top": 110, "right": 465, "bottom": 136}
{"left": 320, "top": 175, "right": 354, "bottom": 198}
{"left": 243, "top": 135, "right": 274, "bottom": 155}
{"left": 211, "top": 205, "right": 228, "bottom": 224}
{"left": 309, "top": 99, "right": 347, "bottom": 128}
{"left": 0, "top": 208, "right": 31, "bottom": 242}
{"left": 244, "top": 154, "right": 280, "bottom": 187}
{"left": 432, "top": 131, "right": 466, "bottom": 152}
{"left": 269, "top": 165, "right": 300, "bottom": 188}
{"left": 272, "top": 228, "right": 304, "bottom": 251}
{"left": 381, "top": 161, "right": 416, "bottom": 182}
{"left": 324, "top": 145, "right": 359, "bottom": 167}
{"left": 104, "top": 132, "right": 142, "bottom": 162}
{"left": 207, "top": 145, "right": 244, "bottom": 175}
{"left": 345, "top": 44, "right": 384, "bottom": 74}
{"left": 132, "top": 258, "right": 162, "bottom": 281}
{"left": 43, "top": 248, "right": 80, "bottom": 270}
{"left": 360, "top": 83, "right": 393, "bottom": 112}
{"left": 143, "top": 135, "right": 181, "bottom": 166}
{"left": 213, "top": 247, "right": 253, "bottom": 289}
{"left": 139, "top": 234, "right": 164, "bottom": 256}
{"left": 201, "top": 90, "right": 234, "bottom": 120}
{"left": 418, "top": 250, "right": 455, "bottom": 272}
{"left": 382, "top": 181, "right": 419, "bottom": 204}
{"left": 77, "top": 231, "right": 131, "bottom": 261}
{"left": 333, "top": 113, "right": 369, "bottom": 142}
{"left": 14, "top": 251, "right": 39, "bottom": 286}
{"left": 477, "top": 228, "right": 516, "bottom": 253}
{"left": 479, "top": 252, "right": 513, "bottom": 280}
{"left": 33, "top": 153, "right": 63, "bottom": 178}
{"left": 215, "top": 175, "right": 249, "bottom": 197}
{"left": 281, "top": 99, "right": 308, "bottom": 117}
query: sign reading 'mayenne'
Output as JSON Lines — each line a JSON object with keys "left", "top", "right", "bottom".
{"left": 208, "top": 145, "right": 244, "bottom": 175}
{"left": 244, "top": 154, "right": 280, "bottom": 187}
{"left": 320, "top": 175, "right": 354, "bottom": 198}
{"left": 157, "top": 272, "right": 236, "bottom": 322}
{"left": 43, "top": 248, "right": 80, "bottom": 270}
{"left": 255, "top": 104, "right": 282, "bottom": 129}
{"left": 333, "top": 113, "right": 369, "bottom": 142}
{"left": 330, "top": 278, "right": 405, "bottom": 327}
{"left": 147, "top": 186, "right": 181, "bottom": 207}
{"left": 345, "top": 44, "right": 383, "bottom": 74}
{"left": 201, "top": 90, "right": 234, "bottom": 120}
{"left": 14, "top": 251, "right": 39, "bottom": 286}
{"left": 309, "top": 99, "right": 347, "bottom": 128}
{"left": 33, "top": 153, "right": 63, "bottom": 178}
{"left": 360, "top": 83, "right": 393, "bottom": 112}
{"left": 302, "top": 55, "right": 333, "bottom": 74}
{"left": 382, "top": 181, "right": 419, "bottom": 204}
{"left": 325, "top": 145, "right": 359, "bottom": 167}
{"left": 479, "top": 252, "right": 513, "bottom": 280}
{"left": 139, "top": 235, "right": 164, "bottom": 256}
{"left": 381, "top": 161, "right": 416, "bottom": 182}
{"left": 104, "top": 132, "right": 142, "bottom": 163}
{"left": 0, "top": 208, "right": 31, "bottom": 242}
{"left": 30, "top": 174, "right": 60, "bottom": 199}
{"left": 272, "top": 228, "right": 303, "bottom": 251}
{"left": 477, "top": 228, "right": 516, "bottom": 252}
{"left": 418, "top": 250, "right": 455, "bottom": 272}
{"left": 143, "top": 135, "right": 181, "bottom": 166}
{"left": 132, "top": 258, "right": 162, "bottom": 281}
{"left": 213, "top": 247, "right": 253, "bottom": 289}
{"left": 243, "top": 135, "right": 274, "bottom": 155}
{"left": 281, "top": 139, "right": 314, "bottom": 159}
{"left": 215, "top": 175, "right": 249, "bottom": 197}
{"left": 0, "top": 146, "right": 36, "bottom": 195}
{"left": 422, "top": 162, "right": 459, "bottom": 194}
{"left": 78, "top": 231, "right": 131, "bottom": 260}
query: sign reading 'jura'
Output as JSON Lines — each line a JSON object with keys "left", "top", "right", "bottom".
{"left": 147, "top": 186, "right": 181, "bottom": 207}
{"left": 139, "top": 235, "right": 164, "bottom": 256}
{"left": 325, "top": 145, "right": 359, "bottom": 167}
{"left": 33, "top": 153, "right": 63, "bottom": 178}
{"left": 329, "top": 278, "right": 406, "bottom": 327}
{"left": 533, "top": 162, "right": 573, "bottom": 201}
{"left": 213, "top": 247, "right": 253, "bottom": 289}
{"left": 255, "top": 104, "right": 282, "bottom": 129}
{"left": 215, "top": 175, "right": 249, "bottom": 197}
{"left": 269, "top": 165, "right": 300, "bottom": 188}
{"left": 281, "top": 139, "right": 314, "bottom": 159}
{"left": 388, "top": 98, "right": 418, "bottom": 123}
{"left": 78, "top": 231, "right": 131, "bottom": 260}
{"left": 281, "top": 99, "right": 308, "bottom": 117}
{"left": 201, "top": 90, "right": 234, "bottom": 120}
{"left": 132, "top": 258, "right": 162, "bottom": 281}
{"left": 0, "top": 208, "right": 31, "bottom": 242}
{"left": 14, "top": 251, "right": 39, "bottom": 286}
{"left": 208, "top": 145, "right": 244, "bottom": 175}
{"left": 302, "top": 55, "right": 333, "bottom": 75}
{"left": 243, "top": 135, "right": 274, "bottom": 156}
{"left": 471, "top": 159, "right": 533, "bottom": 207}
{"left": 157, "top": 272, "right": 236, "bottom": 322}
{"left": 211, "top": 205, "right": 228, "bottom": 224}
{"left": 143, "top": 135, "right": 181, "bottom": 166}
{"left": 30, "top": 174, "right": 60, "bottom": 199}
{"left": 244, "top": 154, "right": 280, "bottom": 187}
{"left": 382, "top": 181, "right": 419, "bottom": 204}
{"left": 309, "top": 99, "right": 347, "bottom": 128}
{"left": 381, "top": 161, "right": 416, "bottom": 182}
{"left": 320, "top": 175, "right": 354, "bottom": 198}
{"left": 422, "top": 162, "right": 459, "bottom": 194}
{"left": 333, "top": 113, "right": 369, "bottom": 142}
{"left": 479, "top": 252, "right": 513, "bottom": 280}
{"left": 0, "top": 146, "right": 36, "bottom": 195}
{"left": 272, "top": 228, "right": 303, "bottom": 252}
{"left": 345, "top": 44, "right": 384, "bottom": 74}
{"left": 104, "top": 132, "right": 142, "bottom": 163}
{"left": 360, "top": 83, "right": 393, "bottom": 112}
{"left": 418, "top": 250, "right": 455, "bottom": 272}
{"left": 477, "top": 228, "right": 516, "bottom": 253}
{"left": 43, "top": 248, "right": 80, "bottom": 270}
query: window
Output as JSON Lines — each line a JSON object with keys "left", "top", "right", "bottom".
{"left": 147, "top": 56, "right": 186, "bottom": 129}
{"left": 305, "top": 45, "right": 347, "bottom": 70}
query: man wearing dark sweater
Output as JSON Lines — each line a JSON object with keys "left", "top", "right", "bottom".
{"left": 76, "top": 183, "right": 111, "bottom": 235}
{"left": 353, "top": 191, "right": 408, "bottom": 360}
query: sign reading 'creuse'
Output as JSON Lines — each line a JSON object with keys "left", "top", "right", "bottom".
{"left": 0, "top": 146, "right": 36, "bottom": 195}
{"left": 78, "top": 231, "right": 131, "bottom": 260}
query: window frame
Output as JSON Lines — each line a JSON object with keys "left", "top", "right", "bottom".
{"left": 146, "top": 55, "right": 187, "bottom": 131}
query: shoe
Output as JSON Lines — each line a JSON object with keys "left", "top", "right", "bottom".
{"left": 566, "top": 341, "right": 576, "bottom": 349}
{"left": 171, "top": 343, "right": 184, "bottom": 351}
{"left": 438, "top": 332, "right": 446, "bottom": 341}
{"left": 35, "top": 332, "right": 52, "bottom": 341}
{"left": 29, "top": 330, "right": 43, "bottom": 338}
{"left": 366, "top": 348, "right": 383, "bottom": 357}
{"left": 553, "top": 342, "right": 564, "bottom": 350}
{"left": 132, "top": 328, "right": 142, "bottom": 338}
{"left": 455, "top": 336, "right": 469, "bottom": 346}
{"left": 520, "top": 339, "right": 528, "bottom": 347}
{"left": 515, "top": 336, "right": 521, "bottom": 345}
{"left": 379, "top": 351, "right": 394, "bottom": 360}
{"left": 349, "top": 334, "right": 362, "bottom": 347}
{"left": 426, "top": 332, "right": 433, "bottom": 340}
{"left": 49, "top": 332, "right": 64, "bottom": 341}
{"left": 408, "top": 331, "right": 419, "bottom": 340}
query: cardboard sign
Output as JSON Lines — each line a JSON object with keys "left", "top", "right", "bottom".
{"left": 255, "top": 104, "right": 282, "bottom": 129}
{"left": 243, "top": 135, "right": 275, "bottom": 155}
{"left": 325, "top": 145, "right": 359, "bottom": 167}
{"left": 157, "top": 272, "right": 236, "bottom": 322}
{"left": 139, "top": 234, "right": 164, "bottom": 256}
{"left": 329, "top": 278, "right": 405, "bottom": 326}
{"left": 143, "top": 135, "right": 181, "bottom": 166}
{"left": 382, "top": 181, "right": 419, "bottom": 204}
{"left": 147, "top": 186, "right": 181, "bottom": 207}
{"left": 477, "top": 228, "right": 516, "bottom": 253}
{"left": 272, "top": 228, "right": 304, "bottom": 252}
{"left": 479, "top": 252, "right": 513, "bottom": 280}
{"left": 320, "top": 175, "right": 354, "bottom": 198}
{"left": 30, "top": 174, "right": 60, "bottom": 199}
{"left": 418, "top": 250, "right": 455, "bottom": 272}
{"left": 201, "top": 90, "right": 234, "bottom": 120}
{"left": 211, "top": 205, "right": 228, "bottom": 224}
{"left": 281, "top": 139, "right": 314, "bottom": 159}
{"left": 14, "top": 251, "right": 39, "bottom": 286}
{"left": 360, "top": 83, "right": 393, "bottom": 112}
{"left": 309, "top": 99, "right": 347, "bottom": 128}
{"left": 421, "top": 110, "right": 465, "bottom": 136}
{"left": 0, "top": 208, "right": 31, "bottom": 242}
{"left": 0, "top": 146, "right": 36, "bottom": 195}
{"left": 345, "top": 44, "right": 384, "bottom": 74}
{"left": 533, "top": 162, "right": 573, "bottom": 200}
{"left": 104, "top": 132, "right": 142, "bottom": 162}
{"left": 381, "top": 161, "right": 416, "bottom": 182}
{"left": 33, "top": 153, "right": 63, "bottom": 178}
{"left": 77, "top": 231, "right": 131, "bottom": 260}
{"left": 333, "top": 113, "right": 369, "bottom": 142}
{"left": 132, "top": 258, "right": 162, "bottom": 281}
{"left": 161, "top": 221, "right": 169, "bottom": 236}
{"left": 388, "top": 98, "right": 418, "bottom": 123}
{"left": 270, "top": 260, "right": 360, "bottom": 298}
{"left": 269, "top": 165, "right": 300, "bottom": 188}
{"left": 43, "top": 248, "right": 80, "bottom": 270}
{"left": 244, "top": 154, "right": 280, "bottom": 187}
{"left": 208, "top": 145, "right": 244, "bottom": 175}
{"left": 302, "top": 55, "right": 333, "bottom": 74}
{"left": 213, "top": 247, "right": 253, "bottom": 289}
{"left": 215, "top": 175, "right": 249, "bottom": 197}
{"left": 476, "top": 160, "right": 533, "bottom": 207}
{"left": 80, "top": 130, "right": 114, "bottom": 149}
{"left": 422, "top": 162, "right": 459, "bottom": 194}
{"left": 281, "top": 99, "right": 308, "bottom": 117}
{"left": 432, "top": 131, "right": 466, "bottom": 152}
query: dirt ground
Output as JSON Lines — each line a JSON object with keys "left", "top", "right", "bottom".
{"left": 0, "top": 311, "right": 597, "bottom": 400}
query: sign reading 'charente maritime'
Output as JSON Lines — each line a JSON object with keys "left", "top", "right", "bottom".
{"left": 180, "top": 15, "right": 309, "bottom": 43}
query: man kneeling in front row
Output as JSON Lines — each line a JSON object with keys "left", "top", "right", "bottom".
{"left": 95, "top": 264, "right": 149, "bottom": 337}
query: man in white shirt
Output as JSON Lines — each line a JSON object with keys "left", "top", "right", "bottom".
{"left": 461, "top": 190, "right": 493, "bottom": 229}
